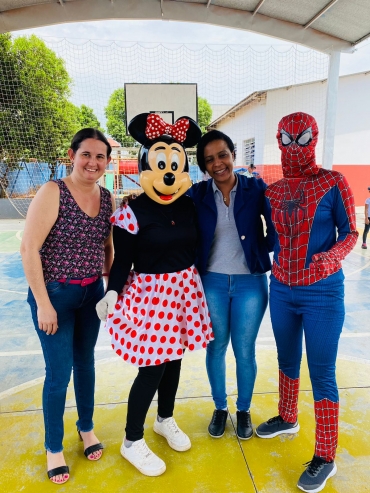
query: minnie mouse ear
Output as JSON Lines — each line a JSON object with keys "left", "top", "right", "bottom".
{"left": 128, "top": 113, "right": 151, "bottom": 146}
{"left": 128, "top": 113, "right": 202, "bottom": 148}
{"left": 180, "top": 117, "right": 202, "bottom": 148}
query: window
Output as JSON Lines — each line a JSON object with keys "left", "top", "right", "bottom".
{"left": 243, "top": 138, "right": 255, "bottom": 166}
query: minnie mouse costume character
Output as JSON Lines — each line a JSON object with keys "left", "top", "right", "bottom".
{"left": 255, "top": 112, "right": 358, "bottom": 492}
{"left": 96, "top": 113, "right": 213, "bottom": 477}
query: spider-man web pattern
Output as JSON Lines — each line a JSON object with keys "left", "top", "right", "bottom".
{"left": 276, "top": 112, "right": 319, "bottom": 178}
{"left": 266, "top": 112, "right": 358, "bottom": 286}
{"left": 278, "top": 370, "right": 299, "bottom": 423}
{"left": 315, "top": 399, "right": 339, "bottom": 462}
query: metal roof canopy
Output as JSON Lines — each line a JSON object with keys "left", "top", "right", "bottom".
{"left": 0, "top": 0, "right": 369, "bottom": 54}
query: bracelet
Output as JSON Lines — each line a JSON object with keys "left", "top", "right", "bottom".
{"left": 102, "top": 273, "right": 109, "bottom": 277}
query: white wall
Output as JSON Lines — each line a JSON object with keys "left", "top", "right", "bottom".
{"left": 210, "top": 105, "right": 233, "bottom": 122}
{"left": 215, "top": 71, "right": 370, "bottom": 167}
{"left": 333, "top": 72, "right": 370, "bottom": 164}
{"left": 263, "top": 81, "right": 327, "bottom": 165}
{"left": 213, "top": 99, "right": 266, "bottom": 167}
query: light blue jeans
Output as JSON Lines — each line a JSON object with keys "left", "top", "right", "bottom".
{"left": 201, "top": 272, "right": 268, "bottom": 411}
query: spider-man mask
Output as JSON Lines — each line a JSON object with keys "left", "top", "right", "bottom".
{"left": 277, "top": 112, "right": 319, "bottom": 178}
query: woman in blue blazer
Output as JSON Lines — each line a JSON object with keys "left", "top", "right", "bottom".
{"left": 188, "top": 130, "right": 275, "bottom": 440}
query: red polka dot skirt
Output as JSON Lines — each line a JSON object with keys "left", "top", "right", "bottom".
{"left": 105, "top": 266, "right": 214, "bottom": 367}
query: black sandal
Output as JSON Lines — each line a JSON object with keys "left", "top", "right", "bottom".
{"left": 83, "top": 442, "right": 104, "bottom": 459}
{"left": 77, "top": 429, "right": 104, "bottom": 461}
{"left": 47, "top": 465, "right": 70, "bottom": 483}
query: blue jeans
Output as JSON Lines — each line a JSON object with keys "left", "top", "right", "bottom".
{"left": 27, "top": 278, "right": 104, "bottom": 453}
{"left": 269, "top": 271, "right": 344, "bottom": 402}
{"left": 201, "top": 272, "right": 268, "bottom": 411}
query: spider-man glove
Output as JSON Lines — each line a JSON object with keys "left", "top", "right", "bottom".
{"left": 310, "top": 252, "right": 340, "bottom": 278}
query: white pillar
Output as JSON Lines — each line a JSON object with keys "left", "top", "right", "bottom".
{"left": 322, "top": 51, "right": 341, "bottom": 170}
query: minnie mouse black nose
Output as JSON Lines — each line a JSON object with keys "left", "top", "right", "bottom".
{"left": 163, "top": 173, "right": 176, "bottom": 186}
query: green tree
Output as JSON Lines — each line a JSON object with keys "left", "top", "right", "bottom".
{"left": 77, "top": 104, "right": 105, "bottom": 133}
{"left": 198, "top": 96, "right": 212, "bottom": 134}
{"left": 105, "top": 88, "right": 135, "bottom": 146}
{"left": 0, "top": 34, "right": 80, "bottom": 182}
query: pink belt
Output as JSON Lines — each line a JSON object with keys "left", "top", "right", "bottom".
{"left": 57, "top": 275, "right": 99, "bottom": 287}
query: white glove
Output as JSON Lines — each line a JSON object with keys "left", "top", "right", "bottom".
{"left": 96, "top": 290, "right": 118, "bottom": 321}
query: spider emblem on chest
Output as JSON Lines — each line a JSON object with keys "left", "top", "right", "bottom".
{"left": 280, "top": 190, "right": 306, "bottom": 222}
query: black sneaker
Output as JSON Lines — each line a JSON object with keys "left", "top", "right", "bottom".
{"left": 255, "top": 415, "right": 299, "bottom": 438}
{"left": 208, "top": 409, "right": 228, "bottom": 438}
{"left": 297, "top": 455, "right": 337, "bottom": 492}
{"left": 236, "top": 411, "right": 253, "bottom": 440}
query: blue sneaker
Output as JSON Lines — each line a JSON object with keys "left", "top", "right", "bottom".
{"left": 297, "top": 455, "right": 337, "bottom": 492}
{"left": 255, "top": 415, "right": 299, "bottom": 438}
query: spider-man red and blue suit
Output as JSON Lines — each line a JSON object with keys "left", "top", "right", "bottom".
{"left": 256, "top": 112, "right": 358, "bottom": 491}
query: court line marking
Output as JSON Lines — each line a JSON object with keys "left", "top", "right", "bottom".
{"left": 0, "top": 288, "right": 27, "bottom": 295}
{"left": 0, "top": 346, "right": 114, "bottom": 357}
{"left": 341, "top": 332, "right": 370, "bottom": 337}
{"left": 345, "top": 248, "right": 370, "bottom": 258}
{"left": 0, "top": 333, "right": 30, "bottom": 338}
{"left": 345, "top": 258, "right": 370, "bottom": 276}
{"left": 257, "top": 334, "right": 370, "bottom": 341}
{"left": 0, "top": 230, "right": 22, "bottom": 244}
{"left": 1, "top": 334, "right": 370, "bottom": 357}
{"left": 0, "top": 376, "right": 45, "bottom": 401}
{"left": 0, "top": 357, "right": 117, "bottom": 401}
{"left": 1, "top": 352, "right": 369, "bottom": 404}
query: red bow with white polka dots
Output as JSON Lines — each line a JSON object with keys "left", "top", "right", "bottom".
{"left": 145, "top": 114, "right": 190, "bottom": 142}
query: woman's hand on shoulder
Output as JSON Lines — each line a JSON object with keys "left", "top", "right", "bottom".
{"left": 120, "top": 193, "right": 138, "bottom": 206}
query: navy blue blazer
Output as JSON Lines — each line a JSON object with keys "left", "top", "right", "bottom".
{"left": 187, "top": 174, "right": 275, "bottom": 276}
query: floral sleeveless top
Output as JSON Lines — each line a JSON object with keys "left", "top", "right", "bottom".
{"left": 40, "top": 179, "right": 112, "bottom": 284}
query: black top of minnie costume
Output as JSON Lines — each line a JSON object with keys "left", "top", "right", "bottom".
{"left": 107, "top": 193, "right": 198, "bottom": 294}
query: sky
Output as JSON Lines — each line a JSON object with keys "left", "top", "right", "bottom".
{"left": 13, "top": 18, "right": 370, "bottom": 76}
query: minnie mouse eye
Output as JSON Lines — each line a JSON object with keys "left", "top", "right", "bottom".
{"left": 156, "top": 152, "right": 166, "bottom": 170}
{"left": 297, "top": 128, "right": 312, "bottom": 146}
{"left": 281, "top": 131, "right": 293, "bottom": 146}
{"left": 170, "top": 153, "right": 180, "bottom": 171}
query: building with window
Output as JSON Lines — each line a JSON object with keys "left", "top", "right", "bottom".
{"left": 208, "top": 71, "right": 370, "bottom": 206}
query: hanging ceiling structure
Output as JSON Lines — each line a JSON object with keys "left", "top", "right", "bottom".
{"left": 0, "top": 0, "right": 369, "bottom": 53}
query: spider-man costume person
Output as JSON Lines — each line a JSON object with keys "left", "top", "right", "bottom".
{"left": 256, "top": 112, "right": 358, "bottom": 492}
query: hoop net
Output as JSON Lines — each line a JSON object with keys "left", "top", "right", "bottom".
{"left": 0, "top": 38, "right": 329, "bottom": 217}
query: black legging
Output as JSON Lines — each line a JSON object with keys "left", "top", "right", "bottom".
{"left": 125, "top": 358, "right": 182, "bottom": 441}
{"left": 363, "top": 220, "right": 370, "bottom": 244}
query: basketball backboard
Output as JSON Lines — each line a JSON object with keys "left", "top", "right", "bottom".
{"left": 125, "top": 83, "right": 198, "bottom": 135}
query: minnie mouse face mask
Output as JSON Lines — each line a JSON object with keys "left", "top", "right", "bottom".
{"left": 277, "top": 112, "right": 319, "bottom": 178}
{"left": 128, "top": 113, "right": 202, "bottom": 205}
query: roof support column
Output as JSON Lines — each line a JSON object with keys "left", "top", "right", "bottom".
{"left": 322, "top": 50, "right": 341, "bottom": 170}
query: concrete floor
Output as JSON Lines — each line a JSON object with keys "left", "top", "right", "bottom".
{"left": 0, "top": 212, "right": 369, "bottom": 493}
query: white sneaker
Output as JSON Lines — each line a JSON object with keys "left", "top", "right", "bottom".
{"left": 120, "top": 438, "right": 166, "bottom": 476}
{"left": 153, "top": 417, "right": 191, "bottom": 452}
